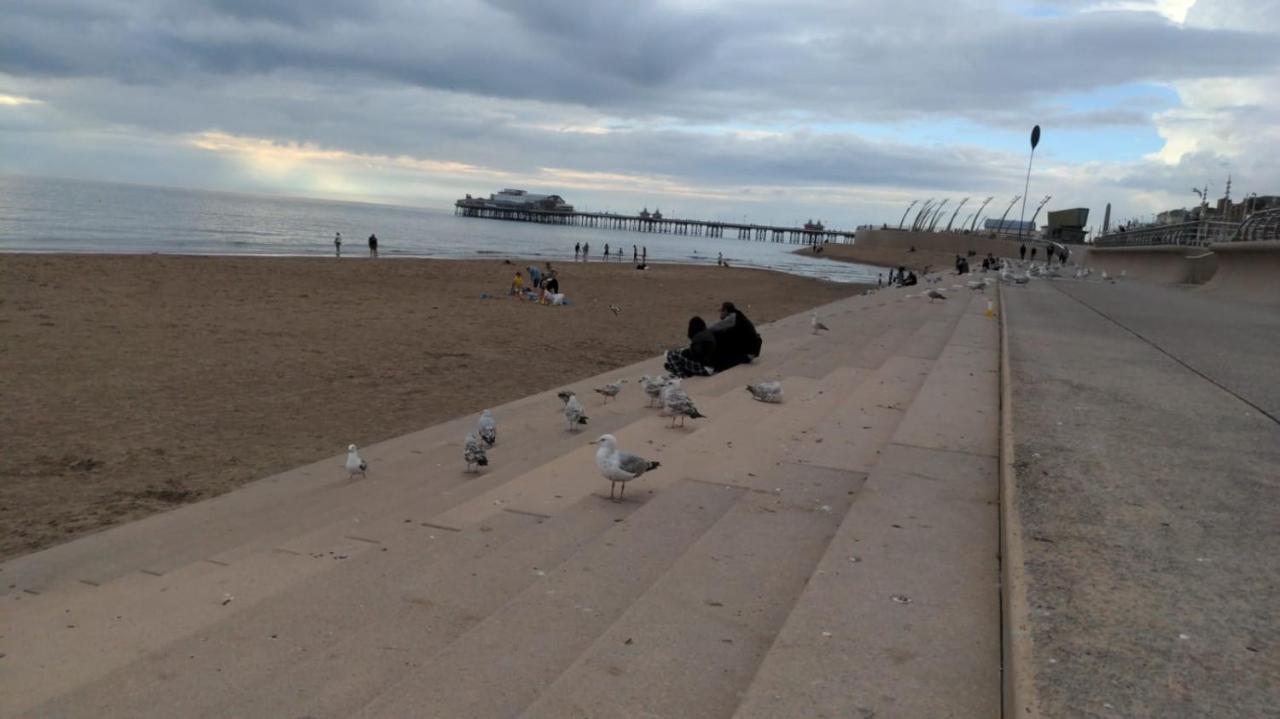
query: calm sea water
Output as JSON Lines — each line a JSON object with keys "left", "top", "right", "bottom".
{"left": 0, "top": 175, "right": 876, "bottom": 283}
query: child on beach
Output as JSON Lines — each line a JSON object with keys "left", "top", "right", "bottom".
{"left": 510, "top": 271, "right": 524, "bottom": 297}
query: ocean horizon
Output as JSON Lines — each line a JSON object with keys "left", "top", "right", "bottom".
{"left": 0, "top": 174, "right": 878, "bottom": 284}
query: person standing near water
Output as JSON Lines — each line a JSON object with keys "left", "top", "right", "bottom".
{"left": 368, "top": 233, "right": 378, "bottom": 258}
{"left": 583, "top": 242, "right": 590, "bottom": 262}
{"left": 334, "top": 232, "right": 342, "bottom": 257}
{"left": 633, "top": 245, "right": 638, "bottom": 263}
{"left": 574, "top": 242, "right": 580, "bottom": 261}
{"left": 603, "top": 243, "right": 610, "bottom": 262}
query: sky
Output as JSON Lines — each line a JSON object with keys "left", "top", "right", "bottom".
{"left": 1, "top": 0, "right": 1278, "bottom": 229}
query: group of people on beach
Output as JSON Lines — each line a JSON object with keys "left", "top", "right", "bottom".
{"left": 574, "top": 242, "right": 648, "bottom": 266}
{"left": 333, "top": 232, "right": 378, "bottom": 258}
{"left": 510, "top": 261, "right": 563, "bottom": 304}
{"left": 881, "top": 266, "right": 918, "bottom": 287}
{"left": 663, "top": 301, "right": 763, "bottom": 378}
{"left": 1019, "top": 243, "right": 1069, "bottom": 265}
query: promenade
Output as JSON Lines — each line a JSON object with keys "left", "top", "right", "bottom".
{"left": 2, "top": 268, "right": 1276, "bottom": 717}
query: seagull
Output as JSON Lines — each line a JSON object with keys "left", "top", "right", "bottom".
{"left": 810, "top": 314, "right": 830, "bottom": 334}
{"left": 661, "top": 379, "right": 706, "bottom": 427}
{"left": 746, "top": 380, "right": 784, "bottom": 403}
{"left": 463, "top": 432, "right": 489, "bottom": 473}
{"left": 639, "top": 375, "right": 670, "bottom": 407}
{"left": 562, "top": 391, "right": 589, "bottom": 431}
{"left": 345, "top": 444, "right": 368, "bottom": 479}
{"left": 594, "top": 379, "right": 626, "bottom": 402}
{"left": 594, "top": 434, "right": 661, "bottom": 502}
{"left": 608, "top": 304, "right": 621, "bottom": 316}
{"left": 926, "top": 288, "right": 948, "bottom": 303}
{"left": 477, "top": 409, "right": 497, "bottom": 448}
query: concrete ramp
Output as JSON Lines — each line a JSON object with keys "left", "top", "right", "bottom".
{"left": 1084, "top": 245, "right": 1216, "bottom": 285}
{"left": 1199, "top": 240, "right": 1280, "bottom": 306}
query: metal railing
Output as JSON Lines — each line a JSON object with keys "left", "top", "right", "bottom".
{"left": 1094, "top": 219, "right": 1239, "bottom": 248}
{"left": 1229, "top": 207, "right": 1280, "bottom": 242}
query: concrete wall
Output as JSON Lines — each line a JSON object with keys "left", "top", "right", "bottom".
{"left": 1083, "top": 245, "right": 1215, "bottom": 285}
{"left": 1199, "top": 240, "right": 1280, "bottom": 306}
{"left": 856, "top": 229, "right": 1058, "bottom": 259}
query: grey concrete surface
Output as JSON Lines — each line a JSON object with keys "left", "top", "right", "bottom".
{"left": 1005, "top": 279, "right": 1280, "bottom": 718}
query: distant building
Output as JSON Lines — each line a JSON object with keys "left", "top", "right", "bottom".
{"left": 1046, "top": 208, "right": 1090, "bottom": 244}
{"left": 479, "top": 188, "right": 574, "bottom": 213}
{"left": 983, "top": 218, "right": 1036, "bottom": 233}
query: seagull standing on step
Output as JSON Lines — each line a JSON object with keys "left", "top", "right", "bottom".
{"left": 463, "top": 432, "right": 489, "bottom": 473}
{"left": 661, "top": 379, "right": 706, "bottom": 427}
{"left": 562, "top": 391, "right": 589, "bottom": 431}
{"left": 594, "top": 380, "right": 626, "bottom": 403}
{"left": 477, "top": 409, "right": 497, "bottom": 448}
{"left": 746, "top": 380, "right": 784, "bottom": 403}
{"left": 639, "top": 375, "right": 670, "bottom": 407}
{"left": 811, "top": 314, "right": 830, "bottom": 334}
{"left": 345, "top": 444, "right": 368, "bottom": 479}
{"left": 926, "top": 288, "right": 948, "bottom": 303}
{"left": 594, "top": 434, "right": 661, "bottom": 502}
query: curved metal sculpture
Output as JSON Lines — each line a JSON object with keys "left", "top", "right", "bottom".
{"left": 926, "top": 199, "right": 950, "bottom": 232}
{"left": 945, "top": 197, "right": 970, "bottom": 232}
{"left": 911, "top": 199, "right": 935, "bottom": 231}
{"left": 1235, "top": 206, "right": 1280, "bottom": 242}
{"left": 970, "top": 196, "right": 994, "bottom": 232}
{"left": 898, "top": 200, "right": 919, "bottom": 230}
{"left": 994, "top": 195, "right": 1022, "bottom": 234}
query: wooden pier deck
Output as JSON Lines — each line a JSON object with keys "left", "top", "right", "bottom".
{"left": 454, "top": 199, "right": 855, "bottom": 244}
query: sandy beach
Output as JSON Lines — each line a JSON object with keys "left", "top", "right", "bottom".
{"left": 796, "top": 243, "right": 961, "bottom": 277}
{"left": 0, "top": 253, "right": 864, "bottom": 560}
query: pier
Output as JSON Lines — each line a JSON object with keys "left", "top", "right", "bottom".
{"left": 454, "top": 198, "right": 855, "bottom": 245}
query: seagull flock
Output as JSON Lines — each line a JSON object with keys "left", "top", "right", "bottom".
{"left": 342, "top": 366, "right": 791, "bottom": 502}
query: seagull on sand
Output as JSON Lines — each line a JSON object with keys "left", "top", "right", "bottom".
{"left": 926, "top": 288, "right": 948, "bottom": 303}
{"left": 608, "top": 304, "right": 621, "bottom": 316}
{"left": 594, "top": 434, "right": 661, "bottom": 502}
{"left": 463, "top": 432, "right": 489, "bottom": 473}
{"left": 811, "top": 314, "right": 830, "bottom": 334}
{"left": 345, "top": 444, "right": 368, "bottom": 479}
{"left": 477, "top": 409, "right": 497, "bottom": 448}
{"left": 661, "top": 379, "right": 706, "bottom": 427}
{"left": 746, "top": 380, "right": 784, "bottom": 403}
{"left": 562, "top": 391, "right": 590, "bottom": 431}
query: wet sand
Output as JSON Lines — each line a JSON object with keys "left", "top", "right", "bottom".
{"left": 0, "top": 253, "right": 864, "bottom": 560}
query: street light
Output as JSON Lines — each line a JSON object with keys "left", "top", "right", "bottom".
{"left": 1017, "top": 125, "right": 1041, "bottom": 243}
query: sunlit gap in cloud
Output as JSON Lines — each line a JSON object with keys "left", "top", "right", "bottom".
{"left": 0, "top": 93, "right": 43, "bottom": 106}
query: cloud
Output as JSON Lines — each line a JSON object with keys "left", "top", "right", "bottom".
{"left": 1, "top": 0, "right": 1278, "bottom": 227}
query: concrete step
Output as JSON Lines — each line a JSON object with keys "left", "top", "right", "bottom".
{"left": 732, "top": 292, "right": 1002, "bottom": 719}
{"left": 349, "top": 479, "right": 745, "bottom": 718}
{"left": 522, "top": 464, "right": 861, "bottom": 719}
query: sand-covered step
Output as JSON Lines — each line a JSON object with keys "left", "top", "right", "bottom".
{"left": 348, "top": 479, "right": 744, "bottom": 718}
{"left": 521, "top": 463, "right": 862, "bottom": 719}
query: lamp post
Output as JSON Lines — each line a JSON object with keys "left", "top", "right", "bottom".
{"left": 1017, "top": 125, "right": 1041, "bottom": 242}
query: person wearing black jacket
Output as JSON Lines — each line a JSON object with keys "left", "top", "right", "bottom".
{"left": 664, "top": 316, "right": 718, "bottom": 377}
{"left": 709, "top": 301, "right": 761, "bottom": 371}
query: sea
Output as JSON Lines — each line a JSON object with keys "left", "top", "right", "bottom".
{"left": 0, "top": 174, "right": 877, "bottom": 283}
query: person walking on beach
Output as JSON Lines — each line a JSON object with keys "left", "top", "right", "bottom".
{"left": 617, "top": 246, "right": 623, "bottom": 261}
{"left": 574, "top": 242, "right": 581, "bottom": 261}
{"left": 583, "top": 242, "right": 590, "bottom": 262}
{"left": 642, "top": 246, "right": 647, "bottom": 263}
{"left": 604, "top": 243, "right": 610, "bottom": 262}
{"left": 633, "top": 245, "right": 638, "bottom": 263}
{"left": 368, "top": 234, "right": 379, "bottom": 258}
{"left": 334, "top": 232, "right": 342, "bottom": 257}
{"left": 1019, "top": 243, "right": 1027, "bottom": 261}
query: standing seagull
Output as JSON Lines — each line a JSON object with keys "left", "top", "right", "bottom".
{"left": 463, "top": 432, "right": 489, "bottom": 473}
{"left": 345, "top": 444, "right": 368, "bottom": 479}
{"left": 639, "top": 375, "right": 670, "bottom": 407}
{"left": 594, "top": 380, "right": 626, "bottom": 403}
{"left": 562, "top": 391, "right": 590, "bottom": 431}
{"left": 811, "top": 314, "right": 830, "bottom": 334}
{"left": 594, "top": 434, "right": 661, "bottom": 502}
{"left": 477, "top": 409, "right": 497, "bottom": 448}
{"left": 926, "top": 288, "right": 948, "bottom": 303}
{"left": 661, "top": 380, "right": 706, "bottom": 427}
